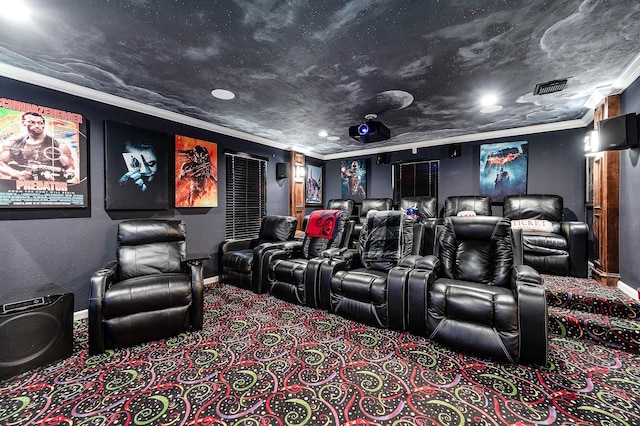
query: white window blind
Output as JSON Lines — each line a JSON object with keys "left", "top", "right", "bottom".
{"left": 392, "top": 160, "right": 439, "bottom": 203}
{"left": 225, "top": 152, "right": 267, "bottom": 240}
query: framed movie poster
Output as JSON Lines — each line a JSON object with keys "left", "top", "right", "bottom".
{"left": 479, "top": 141, "right": 528, "bottom": 202}
{"left": 340, "top": 158, "right": 367, "bottom": 202}
{"left": 104, "top": 121, "right": 170, "bottom": 210}
{"left": 305, "top": 163, "right": 323, "bottom": 206}
{"left": 0, "top": 98, "right": 89, "bottom": 208}
{"left": 175, "top": 135, "right": 218, "bottom": 207}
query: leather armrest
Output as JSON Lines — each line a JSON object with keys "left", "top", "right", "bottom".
{"left": 561, "top": 221, "right": 589, "bottom": 278}
{"left": 88, "top": 260, "right": 117, "bottom": 355}
{"left": 219, "top": 238, "right": 253, "bottom": 254}
{"left": 187, "top": 261, "right": 204, "bottom": 331}
{"left": 512, "top": 265, "right": 547, "bottom": 365}
{"left": 405, "top": 256, "right": 441, "bottom": 336}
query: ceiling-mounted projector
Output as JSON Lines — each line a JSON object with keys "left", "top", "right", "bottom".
{"left": 349, "top": 114, "right": 391, "bottom": 143}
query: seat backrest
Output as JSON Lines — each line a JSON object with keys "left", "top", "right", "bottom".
{"left": 359, "top": 198, "right": 393, "bottom": 223}
{"left": 443, "top": 195, "right": 492, "bottom": 217}
{"left": 436, "top": 216, "right": 513, "bottom": 287}
{"left": 326, "top": 199, "right": 355, "bottom": 216}
{"left": 359, "top": 210, "right": 414, "bottom": 271}
{"left": 117, "top": 219, "right": 186, "bottom": 280}
{"left": 503, "top": 194, "right": 563, "bottom": 234}
{"left": 302, "top": 209, "right": 350, "bottom": 258}
{"left": 401, "top": 196, "right": 438, "bottom": 219}
{"left": 255, "top": 215, "right": 298, "bottom": 245}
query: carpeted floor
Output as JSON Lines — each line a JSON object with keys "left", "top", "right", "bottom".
{"left": 1, "top": 281, "right": 640, "bottom": 425}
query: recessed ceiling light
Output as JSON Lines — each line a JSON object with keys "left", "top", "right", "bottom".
{"left": 480, "top": 105, "right": 504, "bottom": 114}
{"left": 1, "top": 0, "right": 30, "bottom": 21}
{"left": 327, "top": 136, "right": 340, "bottom": 141}
{"left": 211, "top": 89, "right": 235, "bottom": 100}
{"left": 318, "top": 130, "right": 328, "bottom": 138}
{"left": 480, "top": 94, "right": 498, "bottom": 106}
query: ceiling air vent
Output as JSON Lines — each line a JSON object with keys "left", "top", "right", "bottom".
{"left": 533, "top": 78, "right": 568, "bottom": 95}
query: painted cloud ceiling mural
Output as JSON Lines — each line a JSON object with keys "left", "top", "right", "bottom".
{"left": 1, "top": 0, "right": 639, "bottom": 157}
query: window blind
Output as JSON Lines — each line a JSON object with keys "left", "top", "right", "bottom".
{"left": 392, "top": 160, "right": 439, "bottom": 203}
{"left": 225, "top": 153, "right": 267, "bottom": 240}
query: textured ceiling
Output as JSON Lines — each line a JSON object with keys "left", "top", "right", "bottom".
{"left": 1, "top": 0, "right": 639, "bottom": 159}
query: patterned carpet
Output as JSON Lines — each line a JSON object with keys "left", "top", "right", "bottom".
{"left": 1, "top": 281, "right": 640, "bottom": 425}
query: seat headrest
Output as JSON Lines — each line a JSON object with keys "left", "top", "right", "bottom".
{"left": 326, "top": 199, "right": 355, "bottom": 216}
{"left": 118, "top": 219, "right": 186, "bottom": 246}
{"left": 401, "top": 196, "right": 438, "bottom": 218}
{"left": 360, "top": 198, "right": 393, "bottom": 217}
{"left": 502, "top": 194, "right": 563, "bottom": 221}
{"left": 259, "top": 215, "right": 298, "bottom": 241}
{"left": 306, "top": 210, "right": 345, "bottom": 239}
{"left": 443, "top": 196, "right": 492, "bottom": 217}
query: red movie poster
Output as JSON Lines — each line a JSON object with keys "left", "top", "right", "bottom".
{"left": 175, "top": 135, "right": 218, "bottom": 207}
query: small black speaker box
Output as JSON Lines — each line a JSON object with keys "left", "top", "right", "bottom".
{"left": 376, "top": 153, "right": 389, "bottom": 164}
{"left": 276, "top": 162, "right": 288, "bottom": 179}
{"left": 449, "top": 143, "right": 461, "bottom": 158}
{"left": 0, "top": 283, "right": 73, "bottom": 380}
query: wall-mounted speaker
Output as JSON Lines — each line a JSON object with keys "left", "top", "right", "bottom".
{"left": 376, "top": 153, "right": 390, "bottom": 164}
{"left": 0, "top": 284, "right": 73, "bottom": 380}
{"left": 276, "top": 162, "right": 289, "bottom": 179}
{"left": 449, "top": 143, "right": 462, "bottom": 158}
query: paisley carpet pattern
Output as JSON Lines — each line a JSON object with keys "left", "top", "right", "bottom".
{"left": 1, "top": 282, "right": 640, "bottom": 425}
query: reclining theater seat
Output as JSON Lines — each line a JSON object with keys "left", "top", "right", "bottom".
{"left": 442, "top": 195, "right": 492, "bottom": 217}
{"left": 326, "top": 210, "right": 419, "bottom": 330}
{"left": 406, "top": 216, "right": 548, "bottom": 365}
{"left": 302, "top": 199, "right": 355, "bottom": 231}
{"left": 351, "top": 198, "right": 393, "bottom": 248}
{"left": 88, "top": 219, "right": 204, "bottom": 354}
{"left": 219, "top": 215, "right": 298, "bottom": 293}
{"left": 503, "top": 194, "right": 588, "bottom": 278}
{"left": 266, "top": 209, "right": 352, "bottom": 308}
{"left": 401, "top": 196, "right": 439, "bottom": 255}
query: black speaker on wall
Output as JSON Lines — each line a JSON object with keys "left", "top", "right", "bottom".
{"left": 0, "top": 283, "right": 73, "bottom": 380}
{"left": 376, "top": 153, "right": 390, "bottom": 164}
{"left": 449, "top": 143, "right": 462, "bottom": 158}
{"left": 276, "top": 162, "right": 289, "bottom": 179}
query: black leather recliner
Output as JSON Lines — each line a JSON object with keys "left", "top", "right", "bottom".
{"left": 266, "top": 209, "right": 353, "bottom": 309}
{"left": 442, "top": 195, "right": 492, "bottom": 217}
{"left": 401, "top": 196, "right": 439, "bottom": 255}
{"left": 502, "top": 194, "right": 588, "bottom": 278}
{"left": 219, "top": 215, "right": 298, "bottom": 293}
{"left": 406, "top": 216, "right": 548, "bottom": 365}
{"left": 322, "top": 210, "right": 422, "bottom": 330}
{"left": 351, "top": 198, "right": 393, "bottom": 248}
{"left": 302, "top": 199, "right": 355, "bottom": 231}
{"left": 89, "top": 219, "right": 204, "bottom": 354}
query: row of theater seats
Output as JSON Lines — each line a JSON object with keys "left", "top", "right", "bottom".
{"left": 219, "top": 209, "right": 549, "bottom": 365}
{"left": 304, "top": 194, "right": 588, "bottom": 279}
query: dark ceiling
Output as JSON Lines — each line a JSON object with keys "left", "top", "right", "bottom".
{"left": 1, "top": 0, "right": 639, "bottom": 159}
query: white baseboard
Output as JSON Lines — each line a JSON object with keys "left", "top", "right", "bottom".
{"left": 618, "top": 280, "right": 639, "bottom": 301}
{"left": 73, "top": 275, "right": 220, "bottom": 320}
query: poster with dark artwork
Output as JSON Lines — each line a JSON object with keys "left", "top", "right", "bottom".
{"left": 175, "top": 135, "right": 218, "bottom": 207}
{"left": 480, "top": 141, "right": 528, "bottom": 202}
{"left": 104, "top": 121, "right": 170, "bottom": 210}
{"left": 0, "top": 98, "right": 88, "bottom": 208}
{"left": 305, "top": 163, "right": 323, "bottom": 206}
{"left": 340, "top": 158, "right": 367, "bottom": 201}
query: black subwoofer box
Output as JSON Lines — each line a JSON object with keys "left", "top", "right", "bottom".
{"left": 0, "top": 283, "right": 73, "bottom": 380}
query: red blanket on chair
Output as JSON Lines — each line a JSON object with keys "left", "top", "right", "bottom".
{"left": 306, "top": 209, "right": 343, "bottom": 239}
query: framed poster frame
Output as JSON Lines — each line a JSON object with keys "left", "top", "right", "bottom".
{"left": 340, "top": 158, "right": 368, "bottom": 202}
{"left": 0, "top": 99, "right": 89, "bottom": 208}
{"left": 104, "top": 121, "right": 170, "bottom": 210}
{"left": 479, "top": 141, "right": 528, "bottom": 203}
{"left": 305, "top": 162, "right": 323, "bottom": 206}
{"left": 175, "top": 135, "right": 218, "bottom": 208}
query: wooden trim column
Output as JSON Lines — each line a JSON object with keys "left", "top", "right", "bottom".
{"left": 289, "top": 151, "right": 305, "bottom": 231}
{"left": 591, "top": 95, "right": 620, "bottom": 286}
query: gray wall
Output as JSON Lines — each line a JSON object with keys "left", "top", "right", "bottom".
{"left": 0, "top": 77, "right": 291, "bottom": 310}
{"left": 324, "top": 128, "right": 587, "bottom": 222}
{"left": 620, "top": 77, "right": 640, "bottom": 292}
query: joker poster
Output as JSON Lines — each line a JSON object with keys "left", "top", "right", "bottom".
{"left": 479, "top": 141, "right": 528, "bottom": 202}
